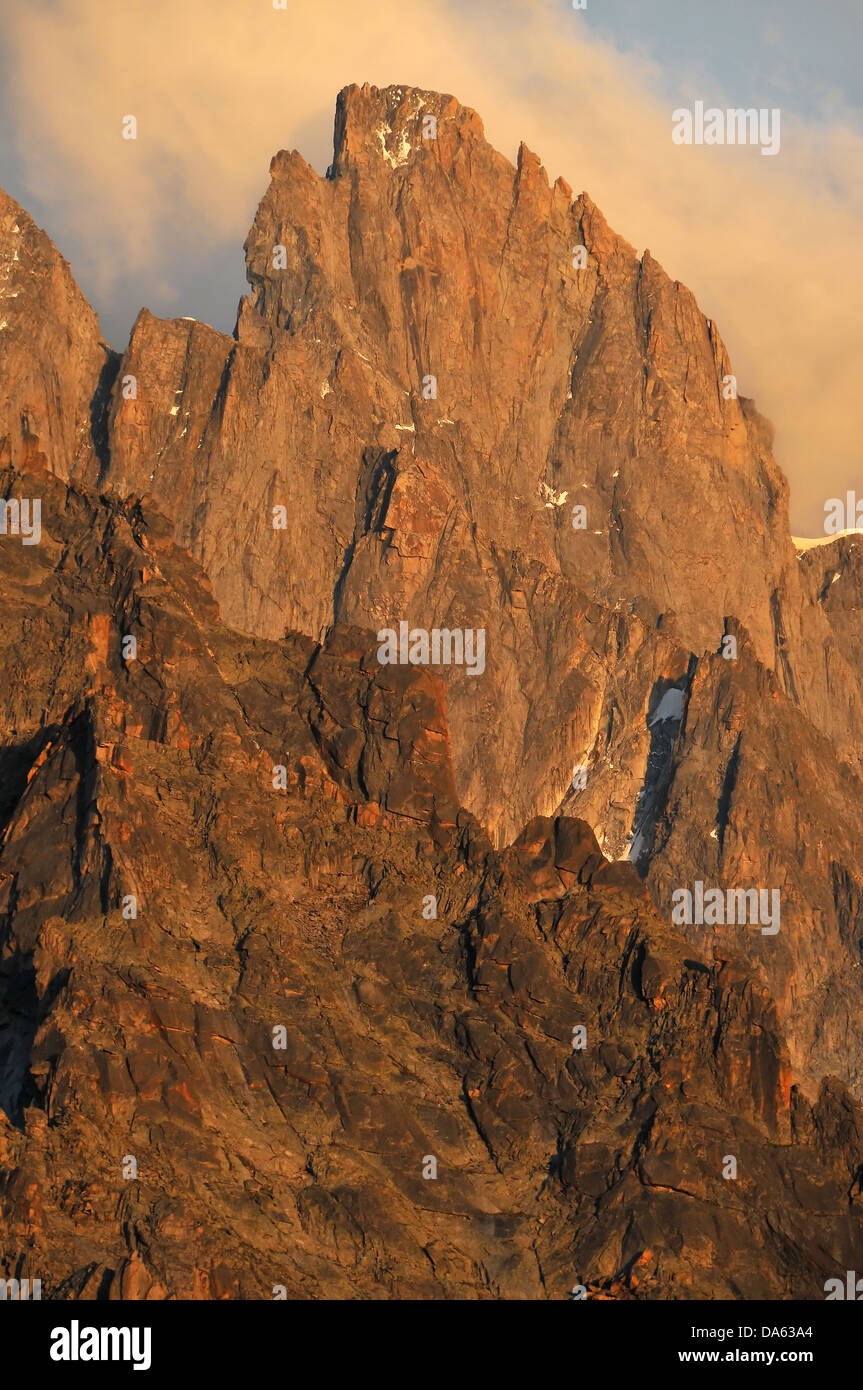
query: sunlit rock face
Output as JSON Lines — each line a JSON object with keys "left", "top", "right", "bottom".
{"left": 1, "top": 85, "right": 863, "bottom": 1299}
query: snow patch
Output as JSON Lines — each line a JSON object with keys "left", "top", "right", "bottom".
{"left": 794, "top": 530, "right": 863, "bottom": 552}
{"left": 539, "top": 481, "right": 568, "bottom": 508}
{"left": 169, "top": 405, "right": 180, "bottom": 416}
{"left": 320, "top": 381, "right": 331, "bottom": 398}
{"left": 376, "top": 122, "right": 411, "bottom": 168}
{"left": 648, "top": 687, "right": 684, "bottom": 727}
{"left": 394, "top": 423, "right": 415, "bottom": 432}
{"left": 626, "top": 678, "right": 689, "bottom": 866}
{"left": 627, "top": 829, "right": 647, "bottom": 862}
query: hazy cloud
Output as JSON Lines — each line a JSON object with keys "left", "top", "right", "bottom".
{"left": 2, "top": 0, "right": 861, "bottom": 532}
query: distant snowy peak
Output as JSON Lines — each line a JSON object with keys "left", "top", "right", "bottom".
{"left": 793, "top": 529, "right": 863, "bottom": 553}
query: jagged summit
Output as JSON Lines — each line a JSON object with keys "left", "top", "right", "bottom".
{"left": 0, "top": 185, "right": 110, "bottom": 482}
{"left": 4, "top": 86, "right": 863, "bottom": 1094}
{"left": 332, "top": 82, "right": 487, "bottom": 173}
{"left": 1, "top": 86, "right": 863, "bottom": 1299}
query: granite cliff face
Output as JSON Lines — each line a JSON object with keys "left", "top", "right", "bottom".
{"left": 0, "top": 188, "right": 111, "bottom": 483}
{"left": 74, "top": 83, "right": 863, "bottom": 1100}
{"left": 1, "top": 83, "right": 862, "bottom": 1299}
{"left": 0, "top": 454, "right": 861, "bottom": 1300}
{"left": 83, "top": 86, "right": 863, "bottom": 820}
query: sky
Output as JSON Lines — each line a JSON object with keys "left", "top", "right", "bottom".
{"left": 0, "top": 0, "right": 861, "bottom": 534}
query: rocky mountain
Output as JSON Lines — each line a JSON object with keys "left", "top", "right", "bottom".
{"left": 0, "top": 83, "right": 861, "bottom": 1299}
{"left": 0, "top": 186, "right": 110, "bottom": 483}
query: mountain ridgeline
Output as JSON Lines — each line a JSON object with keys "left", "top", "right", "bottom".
{"left": 0, "top": 84, "right": 861, "bottom": 1300}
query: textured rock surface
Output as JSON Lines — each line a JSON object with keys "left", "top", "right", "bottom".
{"left": 0, "top": 457, "right": 861, "bottom": 1299}
{"left": 635, "top": 625, "right": 863, "bottom": 1094}
{"left": 0, "top": 187, "right": 112, "bottom": 482}
{"left": 50, "top": 83, "right": 863, "bottom": 1100}
{"left": 2, "top": 83, "right": 863, "bottom": 1298}
{"left": 83, "top": 85, "right": 863, "bottom": 838}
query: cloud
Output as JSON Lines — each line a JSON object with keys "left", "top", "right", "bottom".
{"left": 3, "top": 0, "right": 861, "bottom": 532}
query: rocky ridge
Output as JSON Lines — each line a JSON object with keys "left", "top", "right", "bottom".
{"left": 0, "top": 454, "right": 861, "bottom": 1299}
{"left": 1, "top": 83, "right": 862, "bottom": 1297}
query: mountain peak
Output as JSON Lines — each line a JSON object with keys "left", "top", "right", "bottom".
{"left": 331, "top": 81, "right": 486, "bottom": 176}
{"left": 3, "top": 78, "right": 863, "bottom": 1305}
{"left": 0, "top": 181, "right": 109, "bottom": 481}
